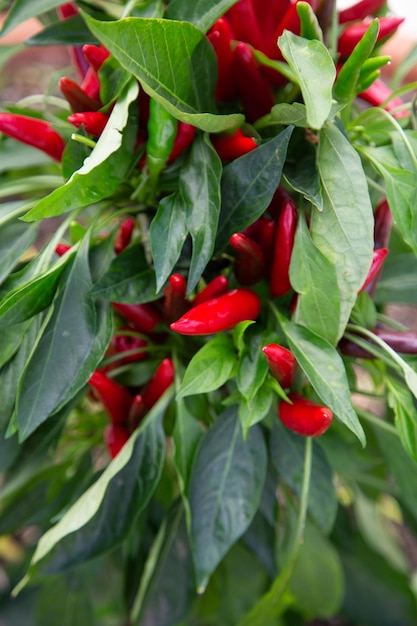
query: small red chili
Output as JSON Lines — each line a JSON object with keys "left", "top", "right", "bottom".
{"left": 167, "top": 123, "right": 196, "bottom": 164}
{"left": 262, "top": 343, "right": 297, "bottom": 389}
{"left": 170, "top": 288, "right": 261, "bottom": 335}
{"left": 270, "top": 198, "right": 298, "bottom": 298}
{"left": 358, "top": 247, "right": 388, "bottom": 294}
{"left": 278, "top": 393, "right": 333, "bottom": 437}
{"left": 0, "top": 113, "right": 65, "bottom": 162}
{"left": 229, "top": 232, "right": 265, "bottom": 286}
{"left": 338, "top": 0, "right": 386, "bottom": 23}
{"left": 113, "top": 217, "right": 135, "bottom": 255}
{"left": 142, "top": 358, "right": 175, "bottom": 410}
{"left": 59, "top": 76, "right": 101, "bottom": 113}
{"left": 211, "top": 129, "right": 257, "bottom": 162}
{"left": 207, "top": 18, "right": 236, "bottom": 102}
{"left": 233, "top": 42, "right": 275, "bottom": 122}
{"left": 113, "top": 302, "right": 162, "bottom": 334}
{"left": 68, "top": 111, "right": 109, "bottom": 137}
{"left": 373, "top": 198, "right": 392, "bottom": 250}
{"left": 104, "top": 423, "right": 130, "bottom": 458}
{"left": 163, "top": 274, "right": 188, "bottom": 323}
{"left": 82, "top": 44, "right": 110, "bottom": 71}
{"left": 338, "top": 17, "right": 404, "bottom": 59}
{"left": 89, "top": 369, "right": 132, "bottom": 425}
{"left": 192, "top": 275, "right": 229, "bottom": 307}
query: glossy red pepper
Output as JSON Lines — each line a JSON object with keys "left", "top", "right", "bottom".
{"left": 167, "top": 123, "right": 196, "bottom": 164}
{"left": 112, "top": 328, "right": 148, "bottom": 364}
{"left": 142, "top": 358, "right": 175, "bottom": 409}
{"left": 89, "top": 370, "right": 132, "bottom": 425}
{"left": 338, "top": 17, "right": 404, "bottom": 58}
{"left": 163, "top": 274, "right": 188, "bottom": 323}
{"left": 358, "top": 79, "right": 408, "bottom": 118}
{"left": 192, "top": 275, "right": 229, "bottom": 307}
{"left": 81, "top": 67, "right": 101, "bottom": 101}
{"left": 270, "top": 198, "right": 298, "bottom": 298}
{"left": 373, "top": 198, "right": 392, "bottom": 250}
{"left": 338, "top": 0, "right": 386, "bottom": 24}
{"left": 128, "top": 393, "right": 146, "bottom": 429}
{"left": 256, "top": 217, "right": 276, "bottom": 273}
{"left": 225, "top": 0, "right": 263, "bottom": 51}
{"left": 113, "top": 302, "right": 162, "bottom": 334}
{"left": 230, "top": 232, "right": 265, "bottom": 286}
{"left": 104, "top": 423, "right": 130, "bottom": 458}
{"left": 59, "top": 76, "right": 101, "bottom": 113}
{"left": 170, "top": 288, "right": 261, "bottom": 335}
{"left": 55, "top": 243, "right": 71, "bottom": 256}
{"left": 0, "top": 113, "right": 65, "bottom": 161}
{"left": 207, "top": 18, "right": 236, "bottom": 102}
{"left": 211, "top": 129, "right": 257, "bottom": 162}
{"left": 233, "top": 42, "right": 275, "bottom": 122}
{"left": 278, "top": 393, "right": 333, "bottom": 437}
{"left": 82, "top": 44, "right": 110, "bottom": 72}
{"left": 68, "top": 111, "right": 109, "bottom": 136}
{"left": 359, "top": 247, "right": 388, "bottom": 293}
{"left": 252, "top": 0, "right": 291, "bottom": 57}
{"left": 263, "top": 343, "right": 297, "bottom": 389}
{"left": 113, "top": 217, "right": 135, "bottom": 255}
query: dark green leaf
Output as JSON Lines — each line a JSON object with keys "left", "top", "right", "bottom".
{"left": 280, "top": 318, "right": 365, "bottom": 444}
{"left": 289, "top": 214, "right": 340, "bottom": 344}
{"left": 91, "top": 243, "right": 157, "bottom": 303}
{"left": 238, "top": 384, "right": 273, "bottom": 435}
{"left": 131, "top": 501, "right": 195, "bottom": 626}
{"left": 150, "top": 193, "right": 188, "bottom": 292}
{"left": 0, "top": 0, "right": 64, "bottom": 37}
{"left": 27, "top": 15, "right": 97, "bottom": 46}
{"left": 22, "top": 80, "right": 139, "bottom": 221}
{"left": 0, "top": 320, "right": 32, "bottom": 369}
{"left": 376, "top": 254, "right": 417, "bottom": 304}
{"left": 166, "top": 0, "right": 239, "bottom": 32}
{"left": 386, "top": 378, "right": 417, "bottom": 464}
{"left": 271, "top": 420, "right": 338, "bottom": 533}
{"left": 25, "top": 391, "right": 172, "bottom": 579}
{"left": 270, "top": 102, "right": 309, "bottom": 127}
{"left": 83, "top": 13, "right": 243, "bottom": 132}
{"left": 177, "top": 334, "right": 237, "bottom": 398}
{"left": 35, "top": 573, "right": 94, "bottom": 626}
{"left": 189, "top": 407, "right": 267, "bottom": 593}
{"left": 284, "top": 151, "right": 323, "bottom": 212}
{"left": 173, "top": 397, "right": 203, "bottom": 494}
{"left": 236, "top": 328, "right": 269, "bottom": 402}
{"left": 216, "top": 127, "right": 293, "bottom": 248}
{"left": 0, "top": 220, "right": 38, "bottom": 285}
{"left": 311, "top": 122, "right": 374, "bottom": 339}
{"left": 181, "top": 133, "right": 222, "bottom": 293}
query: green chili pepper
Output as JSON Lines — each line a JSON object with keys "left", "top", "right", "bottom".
{"left": 334, "top": 18, "right": 380, "bottom": 103}
{"left": 145, "top": 98, "right": 178, "bottom": 200}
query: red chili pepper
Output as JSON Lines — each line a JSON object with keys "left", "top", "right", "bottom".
{"left": 0, "top": 113, "right": 65, "bottom": 161}
{"left": 112, "top": 329, "right": 148, "bottom": 364}
{"left": 192, "top": 275, "right": 229, "bottom": 307}
{"left": 256, "top": 217, "right": 276, "bottom": 273}
{"left": 113, "top": 217, "right": 135, "bottom": 255}
{"left": 82, "top": 44, "right": 110, "bottom": 72}
{"left": 68, "top": 111, "right": 109, "bottom": 136}
{"left": 211, "top": 129, "right": 257, "bottom": 162}
{"left": 89, "top": 370, "right": 132, "bottom": 425}
{"left": 373, "top": 198, "right": 392, "bottom": 250}
{"left": 167, "top": 123, "right": 196, "bottom": 164}
{"left": 142, "top": 358, "right": 175, "bottom": 410}
{"left": 104, "top": 423, "right": 130, "bottom": 458}
{"left": 230, "top": 232, "right": 265, "bottom": 286}
{"left": 81, "top": 67, "right": 102, "bottom": 101}
{"left": 233, "top": 42, "right": 275, "bottom": 123}
{"left": 358, "top": 79, "right": 407, "bottom": 118}
{"left": 267, "top": 186, "right": 294, "bottom": 220}
{"left": 170, "top": 288, "right": 261, "bottom": 335}
{"left": 207, "top": 18, "right": 236, "bottom": 102}
{"left": 338, "top": 0, "right": 386, "bottom": 24}
{"left": 128, "top": 393, "right": 146, "bottom": 429}
{"left": 163, "top": 274, "right": 188, "bottom": 323}
{"left": 113, "top": 302, "right": 162, "bottom": 334}
{"left": 338, "top": 17, "right": 404, "bottom": 58}
{"left": 59, "top": 76, "right": 101, "bottom": 113}
{"left": 263, "top": 343, "right": 297, "bottom": 389}
{"left": 278, "top": 393, "right": 333, "bottom": 437}
{"left": 270, "top": 199, "right": 298, "bottom": 298}
{"left": 225, "top": 0, "right": 263, "bottom": 52}
{"left": 359, "top": 247, "right": 388, "bottom": 293}
{"left": 252, "top": 0, "right": 291, "bottom": 58}
{"left": 55, "top": 243, "right": 71, "bottom": 256}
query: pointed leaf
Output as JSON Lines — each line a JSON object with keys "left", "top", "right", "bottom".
{"left": 166, "top": 0, "right": 239, "bottom": 32}
{"left": 0, "top": 220, "right": 38, "bottom": 285}
{"left": 0, "top": 0, "right": 64, "bottom": 37}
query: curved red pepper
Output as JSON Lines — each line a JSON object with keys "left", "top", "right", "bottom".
{"left": 163, "top": 274, "right": 188, "bottom": 323}
{"left": 68, "top": 111, "right": 109, "bottom": 136}
{"left": 104, "top": 423, "right": 130, "bottom": 458}
{"left": 230, "top": 232, "right": 265, "bottom": 286}
{"left": 373, "top": 198, "right": 392, "bottom": 250}
{"left": 359, "top": 247, "right": 388, "bottom": 294}
{"left": 207, "top": 18, "right": 236, "bottom": 102}
{"left": 278, "top": 393, "right": 333, "bottom": 437}
{"left": 111, "top": 328, "right": 148, "bottom": 365}
{"left": 211, "top": 129, "right": 257, "bottom": 162}
{"left": 57, "top": 4, "right": 89, "bottom": 80}
{"left": 81, "top": 67, "right": 101, "bottom": 101}
{"left": 338, "top": 17, "right": 404, "bottom": 58}
{"left": 233, "top": 42, "right": 275, "bottom": 123}
{"left": 89, "top": 370, "right": 132, "bottom": 425}
{"left": 225, "top": 0, "right": 263, "bottom": 52}
{"left": 0, "top": 113, "right": 65, "bottom": 161}
{"left": 338, "top": 0, "right": 386, "bottom": 24}
{"left": 82, "top": 44, "right": 110, "bottom": 72}
{"left": 128, "top": 393, "right": 146, "bottom": 429}
{"left": 358, "top": 79, "right": 407, "bottom": 118}
{"left": 270, "top": 198, "right": 298, "bottom": 298}
{"left": 113, "top": 302, "right": 162, "bottom": 334}
{"left": 170, "top": 288, "right": 261, "bottom": 335}
{"left": 55, "top": 243, "right": 71, "bottom": 256}
{"left": 192, "top": 275, "right": 229, "bottom": 307}
{"left": 167, "top": 123, "right": 196, "bottom": 164}
{"left": 113, "top": 217, "right": 135, "bottom": 255}
{"left": 59, "top": 76, "right": 101, "bottom": 113}
{"left": 142, "top": 358, "right": 175, "bottom": 409}
{"left": 263, "top": 343, "right": 297, "bottom": 389}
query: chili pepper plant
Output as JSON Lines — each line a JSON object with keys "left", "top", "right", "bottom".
{"left": 1, "top": 0, "right": 417, "bottom": 624}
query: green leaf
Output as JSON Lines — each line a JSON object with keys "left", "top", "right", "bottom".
{"left": 23, "top": 391, "right": 172, "bottom": 581}
{"left": 297, "top": 1, "right": 323, "bottom": 41}
{"left": 375, "top": 254, "right": 417, "bottom": 304}
{"left": 173, "top": 397, "right": 203, "bottom": 494}
{"left": 236, "top": 328, "right": 269, "bottom": 402}
{"left": 271, "top": 420, "right": 338, "bottom": 534}
{"left": 35, "top": 573, "right": 94, "bottom": 626}
{"left": 166, "top": 0, "right": 239, "bottom": 32}
{"left": 270, "top": 102, "right": 309, "bottom": 127}
{"left": 311, "top": 122, "right": 374, "bottom": 339}
{"left": 290, "top": 214, "right": 340, "bottom": 344}
{"left": 90, "top": 243, "right": 157, "bottom": 303}
{"left": 386, "top": 378, "right": 417, "bottom": 464}
{"left": 150, "top": 193, "right": 188, "bottom": 292}
{"left": 289, "top": 520, "right": 344, "bottom": 618}
{"left": 15, "top": 237, "right": 107, "bottom": 441}
{"left": 216, "top": 127, "right": 293, "bottom": 248}
{"left": 27, "top": 15, "right": 97, "bottom": 46}
{"left": 284, "top": 151, "right": 323, "bottom": 212}
{"left": 189, "top": 407, "right": 267, "bottom": 593}
{"left": 181, "top": 133, "right": 222, "bottom": 293}
{"left": 280, "top": 318, "right": 366, "bottom": 445}
{"left": 0, "top": 0, "right": 64, "bottom": 37}
{"left": 177, "top": 334, "right": 237, "bottom": 398}
{"left": 83, "top": 13, "right": 243, "bottom": 133}
{"left": 238, "top": 384, "right": 273, "bottom": 435}
{"left": 22, "top": 80, "right": 139, "bottom": 221}
{"left": 0, "top": 220, "right": 38, "bottom": 286}
{"left": 278, "top": 32, "right": 335, "bottom": 129}
{"left": 131, "top": 501, "right": 195, "bottom": 626}
{"left": 0, "top": 320, "right": 33, "bottom": 369}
